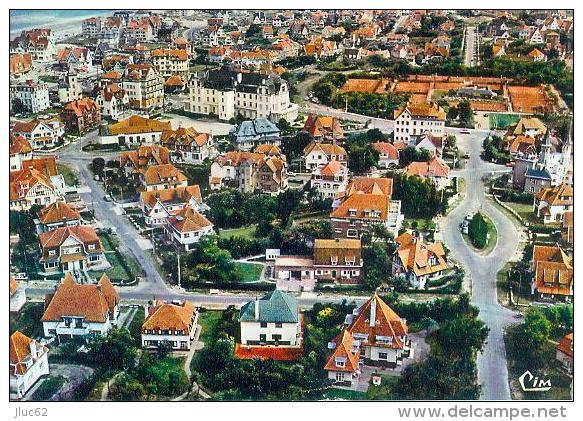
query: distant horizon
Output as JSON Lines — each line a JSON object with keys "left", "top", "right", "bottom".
{"left": 10, "top": 9, "right": 111, "bottom": 37}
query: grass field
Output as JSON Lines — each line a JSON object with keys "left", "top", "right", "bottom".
{"left": 482, "top": 214, "right": 498, "bottom": 254}
{"left": 489, "top": 113, "right": 522, "bottom": 130}
{"left": 57, "top": 163, "right": 79, "bottom": 186}
{"left": 197, "top": 310, "right": 223, "bottom": 345}
{"left": 218, "top": 225, "right": 257, "bottom": 240}
{"left": 234, "top": 262, "right": 264, "bottom": 283}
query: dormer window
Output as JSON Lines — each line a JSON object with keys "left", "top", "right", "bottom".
{"left": 335, "top": 357, "right": 346, "bottom": 368}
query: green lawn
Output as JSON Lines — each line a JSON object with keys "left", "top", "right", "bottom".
{"left": 482, "top": 214, "right": 498, "bottom": 254}
{"left": 218, "top": 225, "right": 257, "bottom": 240}
{"left": 489, "top": 113, "right": 522, "bottom": 130}
{"left": 197, "top": 310, "right": 223, "bottom": 345}
{"left": 503, "top": 201, "right": 539, "bottom": 224}
{"left": 10, "top": 302, "right": 45, "bottom": 338}
{"left": 57, "top": 164, "right": 79, "bottom": 186}
{"left": 402, "top": 218, "right": 436, "bottom": 231}
{"left": 127, "top": 306, "right": 146, "bottom": 346}
{"left": 321, "top": 388, "right": 367, "bottom": 400}
{"left": 234, "top": 262, "right": 264, "bottom": 283}
{"left": 31, "top": 376, "right": 66, "bottom": 401}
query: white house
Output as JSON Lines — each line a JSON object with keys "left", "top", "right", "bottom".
{"left": 372, "top": 142, "right": 400, "bottom": 169}
{"left": 140, "top": 185, "right": 207, "bottom": 226}
{"left": 534, "top": 183, "right": 573, "bottom": 224}
{"left": 57, "top": 72, "right": 82, "bottom": 104}
{"left": 10, "top": 275, "right": 27, "bottom": 313}
{"left": 10, "top": 331, "right": 50, "bottom": 399}
{"left": 310, "top": 160, "right": 349, "bottom": 199}
{"left": 41, "top": 274, "right": 120, "bottom": 341}
{"left": 303, "top": 141, "right": 348, "bottom": 171}
{"left": 9, "top": 135, "right": 33, "bottom": 171}
{"left": 99, "top": 115, "right": 171, "bottom": 146}
{"left": 238, "top": 290, "right": 301, "bottom": 346}
{"left": 164, "top": 206, "right": 214, "bottom": 251}
{"left": 393, "top": 102, "right": 446, "bottom": 144}
{"left": 187, "top": 68, "right": 299, "bottom": 123}
{"left": 141, "top": 300, "right": 198, "bottom": 351}
{"left": 12, "top": 118, "right": 64, "bottom": 151}
{"left": 10, "top": 80, "right": 50, "bottom": 114}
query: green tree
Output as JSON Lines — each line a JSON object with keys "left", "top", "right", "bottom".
{"left": 184, "top": 237, "right": 238, "bottom": 286}
{"left": 87, "top": 328, "right": 138, "bottom": 370}
{"left": 468, "top": 212, "right": 488, "bottom": 249}
{"left": 362, "top": 243, "right": 392, "bottom": 290}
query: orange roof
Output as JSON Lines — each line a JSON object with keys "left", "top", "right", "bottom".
{"left": 347, "top": 293, "right": 409, "bottom": 349}
{"left": 318, "top": 160, "right": 346, "bottom": 177}
{"left": 9, "top": 167, "right": 54, "bottom": 202}
{"left": 528, "top": 48, "right": 546, "bottom": 59}
{"left": 254, "top": 144, "right": 282, "bottom": 155}
{"left": 557, "top": 333, "right": 573, "bottom": 358}
{"left": 531, "top": 244, "right": 573, "bottom": 296}
{"left": 141, "top": 185, "right": 203, "bottom": 209}
{"left": 535, "top": 183, "right": 573, "bottom": 207}
{"left": 10, "top": 331, "right": 47, "bottom": 376}
{"left": 160, "top": 127, "right": 210, "bottom": 147}
{"left": 395, "top": 233, "right": 448, "bottom": 277}
{"left": 19, "top": 156, "right": 57, "bottom": 177}
{"left": 165, "top": 74, "right": 187, "bottom": 87}
{"left": 303, "top": 114, "right": 344, "bottom": 139}
{"left": 10, "top": 53, "right": 33, "bottom": 76}
{"left": 151, "top": 48, "right": 188, "bottom": 60}
{"left": 142, "top": 164, "right": 187, "bottom": 186}
{"left": 62, "top": 97, "right": 98, "bottom": 117}
{"left": 323, "top": 329, "right": 361, "bottom": 373}
{"left": 404, "top": 156, "right": 450, "bottom": 179}
{"left": 142, "top": 301, "right": 197, "bottom": 335}
{"left": 108, "top": 115, "right": 171, "bottom": 136}
{"left": 235, "top": 343, "right": 303, "bottom": 361}
{"left": 314, "top": 239, "right": 361, "bottom": 266}
{"left": 120, "top": 145, "right": 171, "bottom": 173}
{"left": 345, "top": 177, "right": 393, "bottom": 198}
{"left": 167, "top": 206, "right": 213, "bottom": 233}
{"left": 37, "top": 200, "right": 80, "bottom": 225}
{"left": 339, "top": 78, "right": 390, "bottom": 94}
{"left": 10, "top": 275, "right": 19, "bottom": 295}
{"left": 331, "top": 193, "right": 390, "bottom": 221}
{"left": 41, "top": 274, "right": 119, "bottom": 323}
{"left": 394, "top": 103, "right": 446, "bottom": 120}
{"left": 372, "top": 142, "right": 399, "bottom": 160}
{"left": 38, "top": 225, "right": 102, "bottom": 258}
{"left": 9, "top": 134, "right": 32, "bottom": 156}
{"left": 303, "top": 141, "right": 347, "bottom": 158}
{"left": 215, "top": 151, "right": 265, "bottom": 167}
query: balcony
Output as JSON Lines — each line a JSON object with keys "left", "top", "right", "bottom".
{"left": 55, "top": 322, "right": 90, "bottom": 336}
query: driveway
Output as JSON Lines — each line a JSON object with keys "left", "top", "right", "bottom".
{"left": 441, "top": 131, "right": 523, "bottom": 400}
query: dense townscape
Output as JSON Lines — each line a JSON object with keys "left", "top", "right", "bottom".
{"left": 9, "top": 9, "right": 573, "bottom": 402}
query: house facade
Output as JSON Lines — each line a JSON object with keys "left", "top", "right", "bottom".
{"left": 60, "top": 98, "right": 101, "bottom": 136}
{"left": 38, "top": 225, "right": 106, "bottom": 273}
{"left": 303, "top": 141, "right": 348, "bottom": 170}
{"left": 10, "top": 331, "right": 50, "bottom": 399}
{"left": 534, "top": 183, "right": 573, "bottom": 224}
{"left": 530, "top": 244, "right": 573, "bottom": 301}
{"left": 100, "top": 115, "right": 172, "bottom": 146}
{"left": 160, "top": 127, "right": 215, "bottom": 164}
{"left": 393, "top": 102, "right": 446, "bottom": 144}
{"left": 140, "top": 185, "right": 206, "bottom": 226}
{"left": 164, "top": 206, "right": 214, "bottom": 251}
{"left": 121, "top": 64, "right": 164, "bottom": 110}
{"left": 12, "top": 118, "right": 64, "bottom": 151}
{"left": 36, "top": 200, "right": 81, "bottom": 232}
{"left": 10, "top": 79, "right": 50, "bottom": 114}
{"left": 324, "top": 294, "right": 413, "bottom": 386}
{"left": 314, "top": 239, "right": 363, "bottom": 284}
{"left": 141, "top": 300, "right": 198, "bottom": 350}
{"left": 239, "top": 290, "right": 301, "bottom": 346}
{"left": 310, "top": 160, "right": 349, "bottom": 199}
{"left": 140, "top": 164, "right": 188, "bottom": 192}
{"left": 187, "top": 67, "right": 299, "bottom": 123}
{"left": 392, "top": 232, "right": 449, "bottom": 289}
{"left": 41, "top": 274, "right": 120, "bottom": 341}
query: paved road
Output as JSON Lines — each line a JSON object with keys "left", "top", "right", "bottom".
{"left": 464, "top": 26, "right": 480, "bottom": 67}
{"left": 55, "top": 133, "right": 169, "bottom": 296}
{"left": 441, "top": 132, "right": 524, "bottom": 400}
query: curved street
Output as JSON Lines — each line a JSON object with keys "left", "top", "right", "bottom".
{"left": 441, "top": 131, "right": 525, "bottom": 400}
{"left": 47, "top": 121, "right": 524, "bottom": 401}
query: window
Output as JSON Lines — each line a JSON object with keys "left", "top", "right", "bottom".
{"left": 335, "top": 372, "right": 345, "bottom": 381}
{"left": 275, "top": 322, "right": 282, "bottom": 328}
{"left": 378, "top": 352, "right": 388, "bottom": 360}
{"left": 260, "top": 321, "right": 268, "bottom": 328}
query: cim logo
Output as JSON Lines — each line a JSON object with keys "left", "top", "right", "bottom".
{"left": 519, "top": 371, "right": 552, "bottom": 392}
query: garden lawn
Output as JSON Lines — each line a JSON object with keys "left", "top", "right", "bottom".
{"left": 234, "top": 262, "right": 263, "bottom": 283}
{"left": 489, "top": 113, "right": 521, "bottom": 130}
{"left": 196, "top": 310, "right": 223, "bottom": 345}
{"left": 128, "top": 306, "right": 146, "bottom": 346}
{"left": 218, "top": 225, "right": 257, "bottom": 240}
{"left": 503, "top": 201, "right": 540, "bottom": 224}
{"left": 57, "top": 164, "right": 79, "bottom": 186}
{"left": 321, "top": 388, "right": 367, "bottom": 400}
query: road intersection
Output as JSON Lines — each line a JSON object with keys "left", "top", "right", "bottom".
{"left": 42, "top": 113, "right": 521, "bottom": 400}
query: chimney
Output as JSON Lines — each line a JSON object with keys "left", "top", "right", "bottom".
{"left": 254, "top": 298, "right": 260, "bottom": 321}
{"left": 29, "top": 339, "right": 37, "bottom": 358}
{"left": 369, "top": 298, "right": 377, "bottom": 328}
